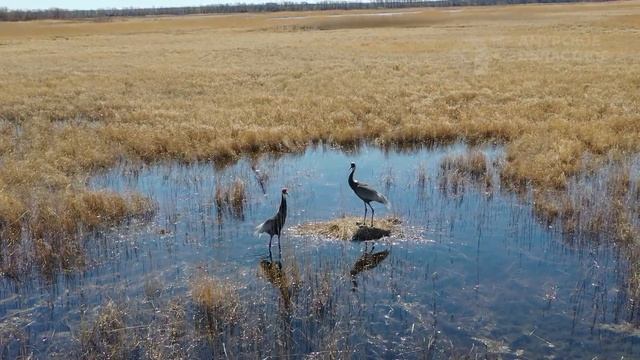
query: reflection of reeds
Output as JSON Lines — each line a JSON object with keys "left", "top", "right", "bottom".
{"left": 311, "top": 272, "right": 333, "bottom": 317}
{"left": 440, "top": 150, "right": 487, "bottom": 180}
{"left": 416, "top": 163, "right": 427, "bottom": 190}
{"left": 214, "top": 178, "right": 246, "bottom": 219}
{"left": 1, "top": 191, "right": 154, "bottom": 280}
{"left": 438, "top": 150, "right": 491, "bottom": 195}
{"left": 381, "top": 166, "right": 395, "bottom": 191}
{"left": 530, "top": 161, "right": 640, "bottom": 307}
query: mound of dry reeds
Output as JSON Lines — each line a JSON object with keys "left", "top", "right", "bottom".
{"left": 293, "top": 216, "right": 401, "bottom": 241}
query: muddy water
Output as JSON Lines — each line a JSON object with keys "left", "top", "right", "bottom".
{"left": 0, "top": 144, "right": 638, "bottom": 358}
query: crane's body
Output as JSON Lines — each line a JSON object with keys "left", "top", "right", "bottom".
{"left": 348, "top": 163, "right": 389, "bottom": 226}
{"left": 256, "top": 188, "right": 288, "bottom": 255}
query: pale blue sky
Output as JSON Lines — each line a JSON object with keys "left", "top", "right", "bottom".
{"left": 2, "top": 0, "right": 256, "bottom": 10}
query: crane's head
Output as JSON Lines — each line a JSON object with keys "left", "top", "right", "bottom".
{"left": 281, "top": 188, "right": 288, "bottom": 196}
{"left": 349, "top": 162, "right": 356, "bottom": 170}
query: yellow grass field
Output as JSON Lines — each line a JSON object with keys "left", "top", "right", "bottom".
{"left": 0, "top": 1, "right": 639, "bottom": 274}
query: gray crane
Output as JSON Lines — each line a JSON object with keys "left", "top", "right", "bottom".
{"left": 348, "top": 162, "right": 389, "bottom": 227}
{"left": 255, "top": 188, "right": 288, "bottom": 255}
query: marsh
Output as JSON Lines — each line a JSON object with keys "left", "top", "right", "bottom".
{"left": 0, "top": 144, "right": 637, "bottom": 358}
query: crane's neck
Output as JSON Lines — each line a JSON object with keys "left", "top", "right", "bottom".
{"left": 348, "top": 168, "right": 357, "bottom": 189}
{"left": 279, "top": 193, "right": 287, "bottom": 216}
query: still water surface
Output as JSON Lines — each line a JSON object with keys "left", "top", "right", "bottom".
{"left": 0, "top": 144, "right": 637, "bottom": 358}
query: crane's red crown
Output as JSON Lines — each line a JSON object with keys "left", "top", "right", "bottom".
{"left": 282, "top": 188, "right": 288, "bottom": 194}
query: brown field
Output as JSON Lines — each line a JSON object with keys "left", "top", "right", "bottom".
{"left": 0, "top": 1, "right": 639, "bottom": 275}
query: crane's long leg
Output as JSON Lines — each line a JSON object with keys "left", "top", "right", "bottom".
{"left": 368, "top": 203, "right": 375, "bottom": 227}
{"left": 277, "top": 234, "right": 282, "bottom": 258}
{"left": 269, "top": 235, "right": 273, "bottom": 258}
{"left": 363, "top": 202, "right": 368, "bottom": 226}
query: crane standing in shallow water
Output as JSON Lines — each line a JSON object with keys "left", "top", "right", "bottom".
{"left": 255, "top": 188, "right": 288, "bottom": 256}
{"left": 348, "top": 162, "right": 389, "bottom": 227}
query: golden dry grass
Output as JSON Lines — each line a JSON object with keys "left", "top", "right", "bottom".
{"left": 190, "top": 274, "right": 240, "bottom": 334}
{"left": 440, "top": 150, "right": 488, "bottom": 179}
{"left": 293, "top": 216, "right": 401, "bottom": 241}
{"left": 0, "top": 1, "right": 639, "bottom": 270}
{"left": 214, "top": 177, "right": 247, "bottom": 218}
{"left": 438, "top": 150, "right": 494, "bottom": 196}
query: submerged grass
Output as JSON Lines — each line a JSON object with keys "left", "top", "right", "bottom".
{"left": 81, "top": 300, "right": 131, "bottom": 359}
{"left": 190, "top": 274, "right": 240, "bottom": 335}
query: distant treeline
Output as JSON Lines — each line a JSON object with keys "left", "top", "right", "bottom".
{"left": 0, "top": 0, "right": 610, "bottom": 22}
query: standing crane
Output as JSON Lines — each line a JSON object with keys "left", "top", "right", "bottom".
{"left": 255, "top": 188, "right": 288, "bottom": 255}
{"left": 348, "top": 162, "right": 389, "bottom": 227}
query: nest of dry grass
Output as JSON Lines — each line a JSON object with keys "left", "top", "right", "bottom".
{"left": 292, "top": 216, "right": 401, "bottom": 241}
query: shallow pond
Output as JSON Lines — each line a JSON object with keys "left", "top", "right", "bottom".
{"left": 0, "top": 144, "right": 638, "bottom": 358}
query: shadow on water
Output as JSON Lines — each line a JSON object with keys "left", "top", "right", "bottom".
{"left": 352, "top": 225, "right": 391, "bottom": 241}
{"left": 0, "top": 143, "right": 639, "bottom": 358}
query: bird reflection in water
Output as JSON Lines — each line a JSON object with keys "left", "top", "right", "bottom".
{"left": 259, "top": 256, "right": 297, "bottom": 312}
{"left": 259, "top": 255, "right": 299, "bottom": 355}
{"left": 350, "top": 245, "right": 390, "bottom": 289}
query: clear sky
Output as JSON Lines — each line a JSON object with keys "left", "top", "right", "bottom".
{"left": 1, "top": 0, "right": 250, "bottom": 10}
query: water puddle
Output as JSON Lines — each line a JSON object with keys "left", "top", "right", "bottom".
{"left": 0, "top": 143, "right": 637, "bottom": 358}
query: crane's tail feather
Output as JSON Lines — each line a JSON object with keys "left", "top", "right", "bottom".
{"left": 378, "top": 192, "right": 391, "bottom": 210}
{"left": 254, "top": 222, "right": 266, "bottom": 236}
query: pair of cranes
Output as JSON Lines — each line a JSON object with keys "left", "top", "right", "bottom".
{"left": 255, "top": 162, "right": 390, "bottom": 253}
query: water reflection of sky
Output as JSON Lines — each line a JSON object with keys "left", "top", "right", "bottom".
{"left": 0, "top": 144, "right": 637, "bottom": 358}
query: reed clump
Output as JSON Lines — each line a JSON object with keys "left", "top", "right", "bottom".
{"left": 440, "top": 151, "right": 488, "bottom": 180}
{"left": 190, "top": 274, "right": 241, "bottom": 335}
{"left": 416, "top": 163, "right": 428, "bottom": 190}
{"left": 439, "top": 150, "right": 492, "bottom": 195}
{"left": 81, "top": 301, "right": 132, "bottom": 359}
{"left": 1, "top": 189, "right": 154, "bottom": 278}
{"left": 214, "top": 178, "right": 247, "bottom": 219}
